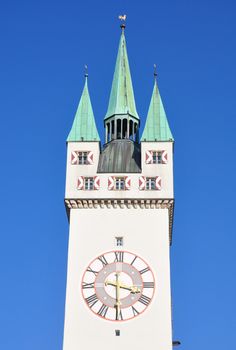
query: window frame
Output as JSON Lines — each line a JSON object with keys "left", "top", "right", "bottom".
{"left": 152, "top": 151, "right": 163, "bottom": 164}
{"left": 78, "top": 151, "right": 88, "bottom": 165}
{"left": 145, "top": 177, "right": 156, "bottom": 190}
{"left": 114, "top": 177, "right": 125, "bottom": 191}
{"left": 115, "top": 237, "right": 124, "bottom": 247}
{"left": 84, "top": 177, "right": 94, "bottom": 190}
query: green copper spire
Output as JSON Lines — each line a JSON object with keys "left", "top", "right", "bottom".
{"left": 67, "top": 75, "right": 100, "bottom": 142}
{"left": 104, "top": 25, "right": 139, "bottom": 120}
{"left": 141, "top": 76, "right": 173, "bottom": 142}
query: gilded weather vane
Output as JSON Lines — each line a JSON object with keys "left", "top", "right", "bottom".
{"left": 119, "top": 14, "right": 127, "bottom": 30}
{"left": 118, "top": 14, "right": 127, "bottom": 22}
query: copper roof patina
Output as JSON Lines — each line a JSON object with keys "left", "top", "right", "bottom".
{"left": 141, "top": 79, "right": 173, "bottom": 142}
{"left": 104, "top": 26, "right": 139, "bottom": 121}
{"left": 67, "top": 75, "right": 100, "bottom": 142}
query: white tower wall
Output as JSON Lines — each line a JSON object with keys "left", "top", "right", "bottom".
{"left": 63, "top": 208, "right": 172, "bottom": 350}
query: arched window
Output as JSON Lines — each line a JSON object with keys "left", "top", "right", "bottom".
{"left": 117, "top": 119, "right": 121, "bottom": 139}
{"left": 111, "top": 120, "right": 115, "bottom": 140}
{"left": 129, "top": 120, "right": 133, "bottom": 140}
{"left": 107, "top": 122, "right": 111, "bottom": 142}
{"left": 134, "top": 123, "right": 137, "bottom": 142}
{"left": 123, "top": 119, "right": 127, "bottom": 139}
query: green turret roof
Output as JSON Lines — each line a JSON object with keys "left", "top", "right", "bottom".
{"left": 67, "top": 76, "right": 100, "bottom": 142}
{"left": 141, "top": 79, "right": 173, "bottom": 141}
{"left": 104, "top": 26, "right": 139, "bottom": 121}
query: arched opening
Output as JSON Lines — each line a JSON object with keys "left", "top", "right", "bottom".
{"left": 129, "top": 120, "right": 133, "bottom": 140}
{"left": 134, "top": 123, "right": 138, "bottom": 142}
{"left": 111, "top": 120, "right": 115, "bottom": 140}
{"left": 123, "top": 119, "right": 128, "bottom": 139}
{"left": 117, "top": 119, "right": 121, "bottom": 139}
{"left": 107, "top": 122, "right": 111, "bottom": 142}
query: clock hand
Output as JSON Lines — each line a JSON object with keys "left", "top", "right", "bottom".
{"left": 115, "top": 272, "right": 121, "bottom": 320}
{"left": 119, "top": 282, "right": 141, "bottom": 294}
{"left": 105, "top": 280, "right": 141, "bottom": 294}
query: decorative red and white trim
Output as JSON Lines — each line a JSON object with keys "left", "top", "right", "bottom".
{"left": 77, "top": 176, "right": 84, "bottom": 190}
{"left": 145, "top": 150, "right": 168, "bottom": 164}
{"left": 139, "top": 176, "right": 162, "bottom": 190}
{"left": 87, "top": 151, "right": 94, "bottom": 165}
{"left": 70, "top": 151, "right": 94, "bottom": 165}
{"left": 94, "top": 176, "right": 100, "bottom": 190}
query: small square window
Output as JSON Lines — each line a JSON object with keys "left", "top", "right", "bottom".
{"left": 115, "top": 237, "right": 123, "bottom": 247}
{"left": 115, "top": 177, "right": 125, "bottom": 190}
{"left": 152, "top": 151, "right": 162, "bottom": 164}
{"left": 115, "top": 330, "right": 120, "bottom": 336}
{"left": 84, "top": 177, "right": 94, "bottom": 190}
{"left": 146, "top": 177, "right": 156, "bottom": 190}
{"left": 78, "top": 151, "right": 88, "bottom": 165}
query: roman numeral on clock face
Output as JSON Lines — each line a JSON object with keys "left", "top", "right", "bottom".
{"left": 97, "top": 304, "right": 109, "bottom": 318}
{"left": 130, "top": 255, "right": 137, "bottom": 265}
{"left": 139, "top": 267, "right": 150, "bottom": 274}
{"left": 138, "top": 294, "right": 151, "bottom": 306}
{"left": 131, "top": 306, "right": 140, "bottom": 316}
{"left": 143, "top": 282, "right": 154, "bottom": 288}
{"left": 98, "top": 255, "right": 108, "bottom": 266}
{"left": 114, "top": 251, "right": 124, "bottom": 262}
{"left": 82, "top": 282, "right": 95, "bottom": 289}
{"left": 86, "top": 267, "right": 98, "bottom": 276}
{"left": 116, "top": 309, "right": 123, "bottom": 321}
{"left": 86, "top": 294, "right": 98, "bottom": 307}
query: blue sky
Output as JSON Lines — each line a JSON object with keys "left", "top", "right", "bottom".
{"left": 1, "top": 0, "right": 236, "bottom": 349}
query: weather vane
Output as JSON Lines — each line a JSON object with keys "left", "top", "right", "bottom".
{"left": 118, "top": 14, "right": 127, "bottom": 22}
{"left": 118, "top": 14, "right": 127, "bottom": 30}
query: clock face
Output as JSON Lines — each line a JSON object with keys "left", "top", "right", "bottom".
{"left": 81, "top": 250, "right": 155, "bottom": 321}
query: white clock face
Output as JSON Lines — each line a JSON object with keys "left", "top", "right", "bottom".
{"left": 81, "top": 251, "right": 155, "bottom": 321}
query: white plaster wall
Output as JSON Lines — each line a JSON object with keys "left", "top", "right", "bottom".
{"left": 63, "top": 208, "right": 172, "bottom": 350}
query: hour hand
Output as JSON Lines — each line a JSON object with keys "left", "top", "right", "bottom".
{"left": 105, "top": 280, "right": 140, "bottom": 294}
{"left": 119, "top": 283, "right": 141, "bottom": 294}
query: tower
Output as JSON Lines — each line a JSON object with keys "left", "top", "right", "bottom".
{"left": 64, "top": 24, "right": 174, "bottom": 350}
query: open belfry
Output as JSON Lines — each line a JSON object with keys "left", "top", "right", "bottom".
{"left": 64, "top": 21, "right": 175, "bottom": 350}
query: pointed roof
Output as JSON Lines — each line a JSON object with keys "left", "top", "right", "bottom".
{"left": 67, "top": 76, "right": 100, "bottom": 142}
{"left": 104, "top": 26, "right": 139, "bottom": 121}
{"left": 141, "top": 78, "right": 173, "bottom": 142}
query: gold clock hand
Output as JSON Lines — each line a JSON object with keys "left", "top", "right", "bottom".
{"left": 105, "top": 280, "right": 141, "bottom": 293}
{"left": 118, "top": 282, "right": 141, "bottom": 294}
{"left": 115, "top": 272, "right": 121, "bottom": 320}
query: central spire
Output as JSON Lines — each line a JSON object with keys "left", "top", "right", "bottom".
{"left": 105, "top": 25, "right": 139, "bottom": 120}
{"left": 104, "top": 25, "right": 140, "bottom": 143}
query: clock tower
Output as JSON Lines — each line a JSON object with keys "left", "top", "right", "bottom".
{"left": 63, "top": 24, "right": 174, "bottom": 350}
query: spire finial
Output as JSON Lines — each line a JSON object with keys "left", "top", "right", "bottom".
{"left": 84, "top": 64, "right": 88, "bottom": 78}
{"left": 154, "top": 64, "right": 157, "bottom": 82}
{"left": 118, "top": 14, "right": 127, "bottom": 30}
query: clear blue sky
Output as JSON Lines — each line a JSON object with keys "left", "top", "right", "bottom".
{"left": 1, "top": 0, "right": 236, "bottom": 349}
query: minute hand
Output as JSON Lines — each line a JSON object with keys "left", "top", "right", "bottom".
{"left": 105, "top": 280, "right": 141, "bottom": 294}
